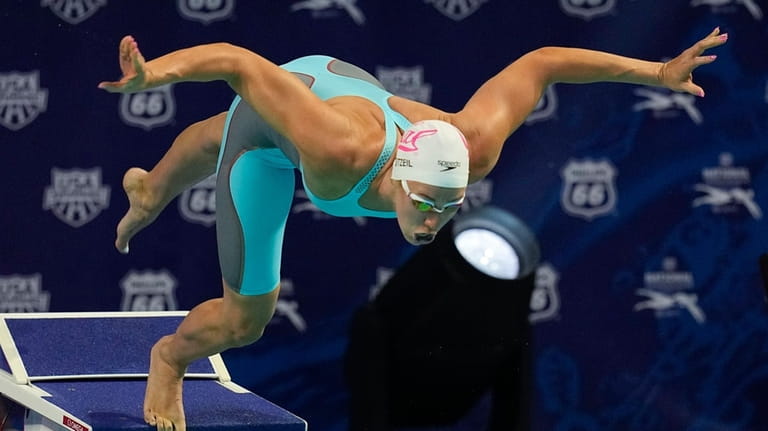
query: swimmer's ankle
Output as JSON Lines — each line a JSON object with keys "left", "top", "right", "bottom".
{"left": 127, "top": 169, "right": 168, "bottom": 212}
{"left": 153, "top": 336, "right": 188, "bottom": 377}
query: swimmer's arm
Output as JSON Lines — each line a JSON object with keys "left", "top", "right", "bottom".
{"left": 458, "top": 28, "right": 726, "bottom": 180}
{"left": 529, "top": 29, "right": 725, "bottom": 91}
{"left": 162, "top": 43, "right": 358, "bottom": 162}
{"left": 99, "top": 37, "right": 359, "bottom": 168}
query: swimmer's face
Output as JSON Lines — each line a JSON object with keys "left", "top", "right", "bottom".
{"left": 394, "top": 180, "right": 465, "bottom": 246}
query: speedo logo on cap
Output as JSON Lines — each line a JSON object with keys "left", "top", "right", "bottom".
{"left": 438, "top": 160, "right": 461, "bottom": 171}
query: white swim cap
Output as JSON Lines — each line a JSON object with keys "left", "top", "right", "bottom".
{"left": 391, "top": 120, "right": 469, "bottom": 188}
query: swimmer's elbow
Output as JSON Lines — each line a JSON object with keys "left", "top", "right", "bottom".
{"left": 520, "top": 47, "right": 561, "bottom": 86}
{"left": 468, "top": 156, "right": 496, "bottom": 183}
{"left": 202, "top": 43, "right": 260, "bottom": 85}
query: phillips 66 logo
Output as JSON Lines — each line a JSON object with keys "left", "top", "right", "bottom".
{"left": 119, "top": 84, "right": 175, "bottom": 130}
{"left": 120, "top": 270, "right": 178, "bottom": 311}
{"left": 560, "top": 159, "right": 617, "bottom": 220}
{"left": 529, "top": 264, "right": 560, "bottom": 324}
{"left": 179, "top": 175, "right": 217, "bottom": 226}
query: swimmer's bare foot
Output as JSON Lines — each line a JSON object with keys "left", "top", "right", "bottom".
{"left": 98, "top": 35, "right": 153, "bottom": 93}
{"left": 144, "top": 336, "right": 186, "bottom": 431}
{"left": 116, "top": 167, "right": 164, "bottom": 253}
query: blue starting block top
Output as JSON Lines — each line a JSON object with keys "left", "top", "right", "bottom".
{"left": 0, "top": 312, "right": 307, "bottom": 431}
{"left": 0, "top": 313, "right": 215, "bottom": 380}
{"left": 35, "top": 380, "right": 304, "bottom": 431}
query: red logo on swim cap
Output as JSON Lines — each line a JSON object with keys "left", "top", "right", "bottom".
{"left": 398, "top": 129, "right": 438, "bottom": 152}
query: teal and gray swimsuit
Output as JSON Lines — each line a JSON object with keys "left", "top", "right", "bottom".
{"left": 215, "top": 55, "right": 411, "bottom": 295}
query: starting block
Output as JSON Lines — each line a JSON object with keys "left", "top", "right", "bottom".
{"left": 0, "top": 312, "right": 307, "bottom": 431}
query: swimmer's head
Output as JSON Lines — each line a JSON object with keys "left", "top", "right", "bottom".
{"left": 391, "top": 120, "right": 469, "bottom": 245}
{"left": 394, "top": 179, "right": 465, "bottom": 245}
{"left": 391, "top": 120, "right": 470, "bottom": 189}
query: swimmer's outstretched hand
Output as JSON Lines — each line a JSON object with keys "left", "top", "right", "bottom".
{"left": 98, "top": 35, "right": 154, "bottom": 93}
{"left": 659, "top": 27, "right": 728, "bottom": 97}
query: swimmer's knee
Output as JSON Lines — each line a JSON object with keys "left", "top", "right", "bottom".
{"left": 224, "top": 305, "right": 273, "bottom": 347}
{"left": 222, "top": 282, "right": 279, "bottom": 347}
{"left": 226, "top": 319, "right": 267, "bottom": 347}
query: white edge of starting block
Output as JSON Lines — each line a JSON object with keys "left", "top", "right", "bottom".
{"left": 0, "top": 316, "right": 30, "bottom": 385}
{"left": 208, "top": 354, "right": 232, "bottom": 383}
{"left": 216, "top": 380, "right": 250, "bottom": 394}
{"left": 0, "top": 369, "right": 93, "bottom": 431}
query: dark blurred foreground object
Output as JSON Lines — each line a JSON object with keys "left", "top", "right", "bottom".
{"left": 345, "top": 206, "right": 540, "bottom": 431}
{"left": 760, "top": 254, "right": 768, "bottom": 299}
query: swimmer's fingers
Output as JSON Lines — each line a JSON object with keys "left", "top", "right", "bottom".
{"left": 676, "top": 28, "right": 727, "bottom": 73}
{"left": 686, "top": 27, "right": 728, "bottom": 58}
{"left": 659, "top": 27, "right": 726, "bottom": 97}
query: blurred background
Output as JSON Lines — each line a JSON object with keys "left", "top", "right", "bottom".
{"left": 1, "top": 0, "right": 767, "bottom": 430}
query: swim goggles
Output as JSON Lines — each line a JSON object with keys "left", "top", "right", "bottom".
{"left": 401, "top": 180, "right": 464, "bottom": 213}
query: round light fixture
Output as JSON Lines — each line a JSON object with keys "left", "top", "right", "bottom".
{"left": 452, "top": 206, "right": 540, "bottom": 280}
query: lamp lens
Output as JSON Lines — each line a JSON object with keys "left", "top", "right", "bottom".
{"left": 454, "top": 228, "right": 520, "bottom": 280}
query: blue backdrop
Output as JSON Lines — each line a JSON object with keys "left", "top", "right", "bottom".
{"left": 1, "top": 1, "right": 767, "bottom": 430}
